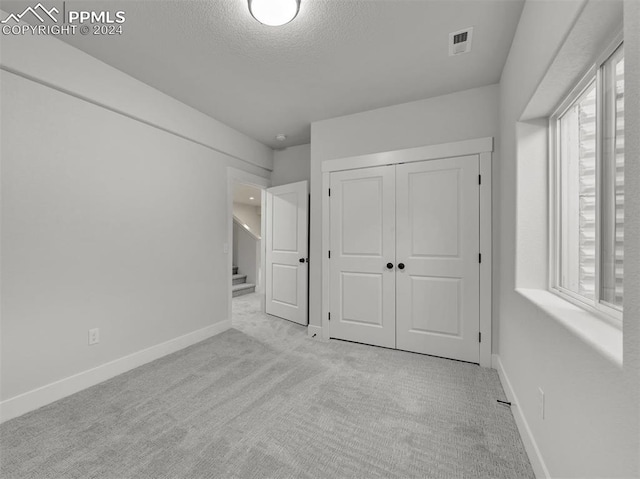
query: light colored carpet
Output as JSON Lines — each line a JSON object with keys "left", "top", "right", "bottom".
{"left": 0, "top": 293, "right": 534, "bottom": 478}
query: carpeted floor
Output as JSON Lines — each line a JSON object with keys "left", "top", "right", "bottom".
{"left": 0, "top": 293, "right": 534, "bottom": 478}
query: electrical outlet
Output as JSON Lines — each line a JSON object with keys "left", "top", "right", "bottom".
{"left": 538, "top": 388, "right": 545, "bottom": 420}
{"left": 88, "top": 328, "right": 100, "bottom": 345}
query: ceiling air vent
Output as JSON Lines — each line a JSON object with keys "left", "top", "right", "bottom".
{"left": 449, "top": 27, "right": 473, "bottom": 56}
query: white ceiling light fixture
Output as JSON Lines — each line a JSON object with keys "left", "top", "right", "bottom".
{"left": 275, "top": 133, "right": 287, "bottom": 142}
{"left": 248, "top": 0, "right": 300, "bottom": 27}
{"left": 249, "top": 196, "right": 255, "bottom": 200}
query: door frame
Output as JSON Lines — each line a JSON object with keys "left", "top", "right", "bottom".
{"left": 226, "top": 167, "right": 271, "bottom": 322}
{"left": 320, "top": 137, "right": 493, "bottom": 367}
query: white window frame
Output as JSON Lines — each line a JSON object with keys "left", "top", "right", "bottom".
{"left": 549, "top": 33, "right": 624, "bottom": 325}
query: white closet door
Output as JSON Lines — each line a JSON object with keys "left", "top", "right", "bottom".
{"left": 265, "top": 181, "right": 308, "bottom": 325}
{"left": 395, "top": 156, "right": 480, "bottom": 363}
{"left": 329, "top": 166, "right": 396, "bottom": 348}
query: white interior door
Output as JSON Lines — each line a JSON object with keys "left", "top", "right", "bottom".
{"left": 395, "top": 156, "right": 480, "bottom": 363}
{"left": 329, "top": 166, "right": 396, "bottom": 348}
{"left": 265, "top": 181, "right": 308, "bottom": 325}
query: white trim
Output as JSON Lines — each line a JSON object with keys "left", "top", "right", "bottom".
{"left": 550, "top": 286, "right": 623, "bottom": 327}
{"left": 548, "top": 104, "right": 559, "bottom": 305}
{"left": 548, "top": 37, "right": 625, "bottom": 323}
{"left": 321, "top": 171, "right": 331, "bottom": 340}
{"left": 226, "top": 168, "right": 270, "bottom": 320}
{"left": 0, "top": 320, "right": 231, "bottom": 424}
{"left": 479, "top": 152, "right": 493, "bottom": 367}
{"left": 493, "top": 354, "right": 550, "bottom": 479}
{"left": 321, "top": 137, "right": 493, "bottom": 173}
{"left": 260, "top": 187, "right": 267, "bottom": 311}
{"left": 307, "top": 324, "right": 323, "bottom": 339}
{"left": 517, "top": 288, "right": 622, "bottom": 366}
{"left": 550, "top": 31, "right": 623, "bottom": 121}
{"left": 233, "top": 216, "right": 261, "bottom": 241}
{"left": 321, "top": 138, "right": 493, "bottom": 365}
{"left": 551, "top": 70, "right": 597, "bottom": 121}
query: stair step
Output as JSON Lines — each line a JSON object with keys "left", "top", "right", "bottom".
{"left": 232, "top": 274, "right": 247, "bottom": 285}
{"left": 232, "top": 265, "right": 238, "bottom": 275}
{"left": 232, "top": 283, "right": 255, "bottom": 297}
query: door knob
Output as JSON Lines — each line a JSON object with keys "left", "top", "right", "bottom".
{"left": 398, "top": 263, "right": 405, "bottom": 270}
{"left": 386, "top": 262, "right": 394, "bottom": 269}
{"left": 299, "top": 258, "right": 306, "bottom": 263}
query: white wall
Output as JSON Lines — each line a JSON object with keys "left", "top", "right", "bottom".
{"left": 309, "top": 84, "right": 499, "bottom": 329}
{"left": 271, "top": 144, "right": 311, "bottom": 187}
{"left": 0, "top": 16, "right": 273, "bottom": 171}
{"left": 232, "top": 202, "right": 262, "bottom": 237}
{"left": 0, "top": 26, "right": 272, "bottom": 419}
{"left": 497, "top": 0, "right": 639, "bottom": 477}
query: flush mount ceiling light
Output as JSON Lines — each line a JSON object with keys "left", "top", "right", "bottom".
{"left": 275, "top": 133, "right": 287, "bottom": 142}
{"left": 248, "top": 0, "right": 300, "bottom": 27}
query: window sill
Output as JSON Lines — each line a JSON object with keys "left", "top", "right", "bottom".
{"left": 516, "top": 288, "right": 623, "bottom": 367}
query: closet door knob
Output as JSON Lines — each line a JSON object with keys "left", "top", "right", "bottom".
{"left": 398, "top": 263, "right": 405, "bottom": 270}
{"left": 386, "top": 262, "right": 394, "bottom": 269}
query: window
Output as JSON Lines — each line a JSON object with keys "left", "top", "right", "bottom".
{"left": 552, "top": 42, "right": 624, "bottom": 320}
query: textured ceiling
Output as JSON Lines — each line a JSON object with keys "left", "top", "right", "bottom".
{"left": 5, "top": 0, "right": 525, "bottom": 148}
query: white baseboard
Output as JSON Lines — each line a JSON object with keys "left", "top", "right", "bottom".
{"left": 492, "top": 354, "right": 550, "bottom": 479}
{"left": 0, "top": 320, "right": 231, "bottom": 424}
{"left": 307, "top": 324, "right": 323, "bottom": 339}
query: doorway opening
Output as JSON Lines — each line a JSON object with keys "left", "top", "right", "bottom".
{"left": 226, "top": 168, "right": 270, "bottom": 322}
{"left": 226, "top": 168, "right": 309, "bottom": 327}
{"left": 231, "top": 182, "right": 263, "bottom": 305}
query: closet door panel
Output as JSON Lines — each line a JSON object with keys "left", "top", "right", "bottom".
{"left": 395, "top": 156, "right": 480, "bottom": 363}
{"left": 329, "top": 165, "right": 396, "bottom": 348}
